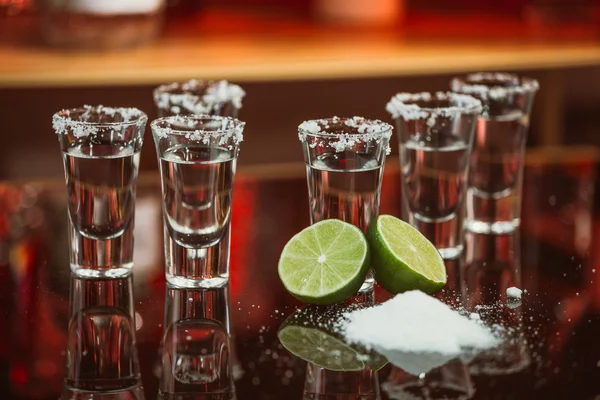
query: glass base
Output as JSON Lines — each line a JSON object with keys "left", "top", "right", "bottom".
{"left": 358, "top": 270, "right": 375, "bottom": 292}
{"left": 465, "top": 219, "right": 520, "bottom": 234}
{"left": 405, "top": 212, "right": 463, "bottom": 260}
{"left": 466, "top": 187, "right": 521, "bottom": 235}
{"left": 166, "top": 274, "right": 229, "bottom": 289}
{"left": 69, "top": 224, "right": 134, "bottom": 277}
{"left": 438, "top": 246, "right": 463, "bottom": 260}
{"left": 70, "top": 264, "right": 133, "bottom": 279}
{"left": 164, "top": 226, "right": 230, "bottom": 289}
{"left": 61, "top": 385, "right": 145, "bottom": 400}
{"left": 158, "top": 392, "right": 236, "bottom": 400}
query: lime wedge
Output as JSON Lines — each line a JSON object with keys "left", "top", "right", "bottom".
{"left": 278, "top": 219, "right": 370, "bottom": 305}
{"left": 278, "top": 307, "right": 388, "bottom": 372}
{"left": 367, "top": 214, "right": 446, "bottom": 294}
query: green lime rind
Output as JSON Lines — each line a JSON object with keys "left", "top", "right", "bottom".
{"left": 278, "top": 219, "right": 370, "bottom": 305}
{"left": 278, "top": 306, "right": 388, "bottom": 372}
{"left": 367, "top": 214, "right": 446, "bottom": 295}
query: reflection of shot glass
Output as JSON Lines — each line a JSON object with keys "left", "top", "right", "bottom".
{"left": 62, "top": 275, "right": 144, "bottom": 399}
{"left": 153, "top": 79, "right": 245, "bottom": 118}
{"left": 52, "top": 105, "right": 147, "bottom": 278}
{"left": 462, "top": 230, "right": 531, "bottom": 377}
{"left": 387, "top": 92, "right": 482, "bottom": 260}
{"left": 451, "top": 73, "right": 539, "bottom": 234}
{"left": 382, "top": 360, "right": 474, "bottom": 400}
{"left": 298, "top": 117, "right": 392, "bottom": 292}
{"left": 151, "top": 115, "right": 245, "bottom": 288}
{"left": 160, "top": 286, "right": 234, "bottom": 398}
{"left": 303, "top": 364, "right": 380, "bottom": 400}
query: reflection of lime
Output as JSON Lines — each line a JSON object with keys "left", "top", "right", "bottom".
{"left": 277, "top": 307, "right": 387, "bottom": 372}
{"left": 278, "top": 325, "right": 365, "bottom": 371}
{"left": 278, "top": 219, "right": 370, "bottom": 305}
{"left": 367, "top": 215, "right": 446, "bottom": 294}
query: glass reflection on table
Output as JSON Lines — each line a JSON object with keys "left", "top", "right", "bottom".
{"left": 62, "top": 275, "right": 144, "bottom": 400}
{"left": 159, "top": 286, "right": 235, "bottom": 399}
{"left": 461, "top": 230, "right": 531, "bottom": 386}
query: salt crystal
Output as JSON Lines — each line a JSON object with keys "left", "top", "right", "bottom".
{"left": 469, "top": 313, "right": 481, "bottom": 320}
{"left": 341, "top": 291, "right": 498, "bottom": 375}
{"left": 451, "top": 72, "right": 539, "bottom": 102}
{"left": 298, "top": 117, "right": 392, "bottom": 154}
{"left": 386, "top": 92, "right": 482, "bottom": 120}
{"left": 506, "top": 287, "right": 523, "bottom": 299}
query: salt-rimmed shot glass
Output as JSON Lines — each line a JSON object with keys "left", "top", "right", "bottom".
{"left": 386, "top": 92, "right": 482, "bottom": 260}
{"left": 450, "top": 73, "right": 539, "bottom": 234}
{"left": 52, "top": 105, "right": 147, "bottom": 278}
{"left": 153, "top": 79, "right": 245, "bottom": 118}
{"left": 298, "top": 116, "right": 393, "bottom": 292}
{"left": 151, "top": 115, "right": 245, "bottom": 288}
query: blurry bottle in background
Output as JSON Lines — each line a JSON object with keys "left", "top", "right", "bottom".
{"left": 313, "top": 0, "right": 404, "bottom": 26}
{"left": 0, "top": 0, "right": 35, "bottom": 16}
{"left": 164, "top": 0, "right": 203, "bottom": 19}
{"left": 41, "top": 0, "right": 166, "bottom": 49}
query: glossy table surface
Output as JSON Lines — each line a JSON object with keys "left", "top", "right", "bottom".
{"left": 0, "top": 154, "right": 599, "bottom": 400}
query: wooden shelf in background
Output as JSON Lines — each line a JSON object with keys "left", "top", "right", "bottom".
{"left": 2, "top": 10, "right": 600, "bottom": 88}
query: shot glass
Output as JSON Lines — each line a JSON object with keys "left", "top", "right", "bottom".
{"left": 450, "top": 73, "right": 539, "bottom": 234}
{"left": 153, "top": 79, "right": 245, "bottom": 118}
{"left": 52, "top": 105, "right": 147, "bottom": 278}
{"left": 151, "top": 115, "right": 245, "bottom": 288}
{"left": 160, "top": 286, "right": 234, "bottom": 398}
{"left": 62, "top": 275, "right": 143, "bottom": 399}
{"left": 298, "top": 116, "right": 393, "bottom": 292}
{"left": 386, "top": 92, "right": 482, "bottom": 260}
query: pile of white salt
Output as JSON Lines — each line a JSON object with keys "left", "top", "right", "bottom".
{"left": 340, "top": 290, "right": 500, "bottom": 375}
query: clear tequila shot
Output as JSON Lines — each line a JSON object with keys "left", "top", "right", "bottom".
{"left": 52, "top": 105, "right": 147, "bottom": 278}
{"left": 451, "top": 73, "right": 539, "bottom": 234}
{"left": 387, "top": 92, "right": 482, "bottom": 259}
{"left": 152, "top": 115, "right": 245, "bottom": 288}
{"left": 298, "top": 117, "right": 392, "bottom": 292}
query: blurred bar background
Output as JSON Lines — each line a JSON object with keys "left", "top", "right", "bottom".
{"left": 1, "top": 0, "right": 600, "bottom": 180}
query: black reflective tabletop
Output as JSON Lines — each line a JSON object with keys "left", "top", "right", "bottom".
{"left": 1, "top": 153, "right": 600, "bottom": 400}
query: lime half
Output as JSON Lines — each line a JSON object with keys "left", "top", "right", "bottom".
{"left": 367, "top": 214, "right": 446, "bottom": 294}
{"left": 278, "top": 219, "right": 370, "bottom": 305}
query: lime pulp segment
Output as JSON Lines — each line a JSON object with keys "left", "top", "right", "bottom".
{"left": 377, "top": 215, "right": 446, "bottom": 283}
{"left": 278, "top": 219, "right": 370, "bottom": 304}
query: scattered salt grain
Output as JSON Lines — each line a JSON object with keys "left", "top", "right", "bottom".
{"left": 469, "top": 313, "right": 481, "bottom": 321}
{"left": 507, "top": 287, "right": 523, "bottom": 299}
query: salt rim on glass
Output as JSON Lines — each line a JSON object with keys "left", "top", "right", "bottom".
{"left": 151, "top": 114, "right": 245, "bottom": 150}
{"left": 153, "top": 79, "right": 246, "bottom": 115}
{"left": 298, "top": 116, "right": 393, "bottom": 154}
{"left": 450, "top": 72, "right": 540, "bottom": 102}
{"left": 52, "top": 105, "right": 148, "bottom": 138}
{"left": 386, "top": 91, "right": 483, "bottom": 125}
